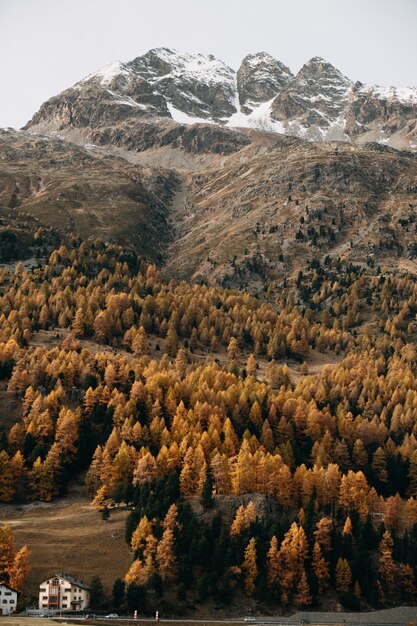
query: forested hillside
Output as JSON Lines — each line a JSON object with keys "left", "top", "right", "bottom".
{"left": 1, "top": 238, "right": 417, "bottom": 611}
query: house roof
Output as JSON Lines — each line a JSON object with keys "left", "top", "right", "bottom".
{"left": 39, "top": 574, "right": 92, "bottom": 591}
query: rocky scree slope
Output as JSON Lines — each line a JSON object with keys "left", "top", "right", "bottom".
{"left": 3, "top": 128, "right": 417, "bottom": 288}
{"left": 164, "top": 137, "right": 417, "bottom": 287}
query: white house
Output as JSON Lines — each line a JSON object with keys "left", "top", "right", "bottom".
{"left": 38, "top": 574, "right": 91, "bottom": 611}
{"left": 0, "top": 583, "right": 18, "bottom": 615}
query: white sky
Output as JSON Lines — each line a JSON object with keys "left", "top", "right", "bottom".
{"left": 0, "top": 0, "right": 416, "bottom": 128}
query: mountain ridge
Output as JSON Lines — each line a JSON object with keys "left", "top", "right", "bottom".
{"left": 25, "top": 47, "right": 417, "bottom": 150}
{"left": 1, "top": 47, "right": 417, "bottom": 290}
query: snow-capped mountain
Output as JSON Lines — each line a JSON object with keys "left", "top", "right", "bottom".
{"left": 237, "top": 52, "right": 293, "bottom": 113}
{"left": 25, "top": 47, "right": 417, "bottom": 150}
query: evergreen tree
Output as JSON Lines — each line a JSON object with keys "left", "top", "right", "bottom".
{"left": 90, "top": 576, "right": 106, "bottom": 609}
{"left": 112, "top": 578, "right": 125, "bottom": 609}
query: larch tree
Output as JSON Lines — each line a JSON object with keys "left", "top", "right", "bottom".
{"left": 124, "top": 558, "right": 148, "bottom": 587}
{"left": 162, "top": 504, "right": 179, "bottom": 532}
{"left": 0, "top": 525, "right": 14, "bottom": 583}
{"left": 294, "top": 570, "right": 312, "bottom": 607}
{"left": 335, "top": 558, "right": 352, "bottom": 595}
{"left": 312, "top": 541, "right": 329, "bottom": 594}
{"left": 342, "top": 516, "right": 353, "bottom": 536}
{"left": 131, "top": 516, "right": 153, "bottom": 553}
{"left": 156, "top": 528, "right": 177, "bottom": 583}
{"left": 399, "top": 564, "right": 417, "bottom": 599}
{"left": 267, "top": 536, "right": 280, "bottom": 587}
{"left": 227, "top": 337, "right": 241, "bottom": 364}
{"left": 132, "top": 326, "right": 148, "bottom": 356}
{"left": 230, "top": 505, "right": 247, "bottom": 537}
{"left": 242, "top": 537, "right": 258, "bottom": 596}
{"left": 133, "top": 452, "right": 158, "bottom": 486}
{"left": 8, "top": 545, "right": 30, "bottom": 591}
{"left": 378, "top": 530, "right": 397, "bottom": 595}
{"left": 246, "top": 354, "right": 257, "bottom": 377}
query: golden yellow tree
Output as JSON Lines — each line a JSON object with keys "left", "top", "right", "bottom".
{"left": 294, "top": 570, "right": 312, "bottom": 607}
{"left": 0, "top": 525, "right": 14, "bottom": 583}
{"left": 131, "top": 516, "right": 153, "bottom": 553}
{"left": 8, "top": 545, "right": 30, "bottom": 591}
{"left": 378, "top": 530, "right": 396, "bottom": 595}
{"left": 335, "top": 558, "right": 352, "bottom": 594}
{"left": 242, "top": 537, "right": 258, "bottom": 596}
{"left": 156, "top": 528, "right": 177, "bottom": 583}
{"left": 312, "top": 541, "right": 329, "bottom": 594}
{"left": 267, "top": 535, "right": 280, "bottom": 587}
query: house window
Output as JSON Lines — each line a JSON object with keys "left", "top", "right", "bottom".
{"left": 40, "top": 588, "right": 47, "bottom": 592}
{"left": 42, "top": 596, "right": 48, "bottom": 600}
{"left": 2, "top": 600, "right": 7, "bottom": 604}
{"left": 52, "top": 579, "right": 60, "bottom": 586}
{"left": 62, "top": 596, "right": 68, "bottom": 600}
{"left": 62, "top": 604, "right": 67, "bottom": 608}
{"left": 4, "top": 592, "right": 11, "bottom": 596}
{"left": 42, "top": 604, "right": 48, "bottom": 608}
{"left": 10, "top": 600, "right": 15, "bottom": 604}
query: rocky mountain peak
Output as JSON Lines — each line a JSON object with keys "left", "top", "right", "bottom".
{"left": 128, "top": 47, "right": 234, "bottom": 81}
{"left": 126, "top": 47, "right": 237, "bottom": 121}
{"left": 237, "top": 52, "right": 293, "bottom": 112}
{"left": 296, "top": 56, "right": 351, "bottom": 87}
{"left": 267, "top": 56, "right": 355, "bottom": 141}
{"left": 23, "top": 48, "right": 417, "bottom": 151}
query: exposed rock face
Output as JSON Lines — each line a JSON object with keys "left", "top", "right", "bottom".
{"left": 4, "top": 47, "right": 417, "bottom": 288}
{"left": 26, "top": 60, "right": 172, "bottom": 132}
{"left": 269, "top": 58, "right": 417, "bottom": 146}
{"left": 237, "top": 52, "right": 293, "bottom": 112}
{"left": 127, "top": 48, "right": 237, "bottom": 121}
{"left": 88, "top": 121, "right": 251, "bottom": 155}
{"left": 24, "top": 48, "right": 417, "bottom": 150}
{"left": 270, "top": 57, "right": 352, "bottom": 140}
{"left": 344, "top": 83, "right": 417, "bottom": 144}
{"left": 26, "top": 48, "right": 238, "bottom": 132}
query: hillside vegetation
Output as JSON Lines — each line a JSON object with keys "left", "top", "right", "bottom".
{"left": 1, "top": 238, "right": 417, "bottom": 612}
{"left": 2, "top": 129, "right": 417, "bottom": 290}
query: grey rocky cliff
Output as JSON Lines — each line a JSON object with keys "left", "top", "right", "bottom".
{"left": 271, "top": 57, "right": 351, "bottom": 125}
{"left": 237, "top": 52, "right": 293, "bottom": 113}
{"left": 127, "top": 48, "right": 237, "bottom": 121}
{"left": 23, "top": 48, "right": 417, "bottom": 151}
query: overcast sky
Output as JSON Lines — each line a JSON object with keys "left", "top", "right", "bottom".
{"left": 0, "top": 0, "right": 416, "bottom": 128}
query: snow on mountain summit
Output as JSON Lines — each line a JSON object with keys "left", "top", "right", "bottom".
{"left": 78, "top": 61, "right": 134, "bottom": 89}
{"left": 25, "top": 48, "right": 417, "bottom": 150}
{"left": 126, "top": 48, "right": 237, "bottom": 121}
{"left": 130, "top": 47, "right": 236, "bottom": 85}
{"left": 237, "top": 52, "right": 293, "bottom": 112}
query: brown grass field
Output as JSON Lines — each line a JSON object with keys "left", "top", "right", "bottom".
{"left": 1, "top": 484, "right": 132, "bottom": 597}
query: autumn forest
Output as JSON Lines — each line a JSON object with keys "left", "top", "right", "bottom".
{"left": 2, "top": 232, "right": 417, "bottom": 612}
